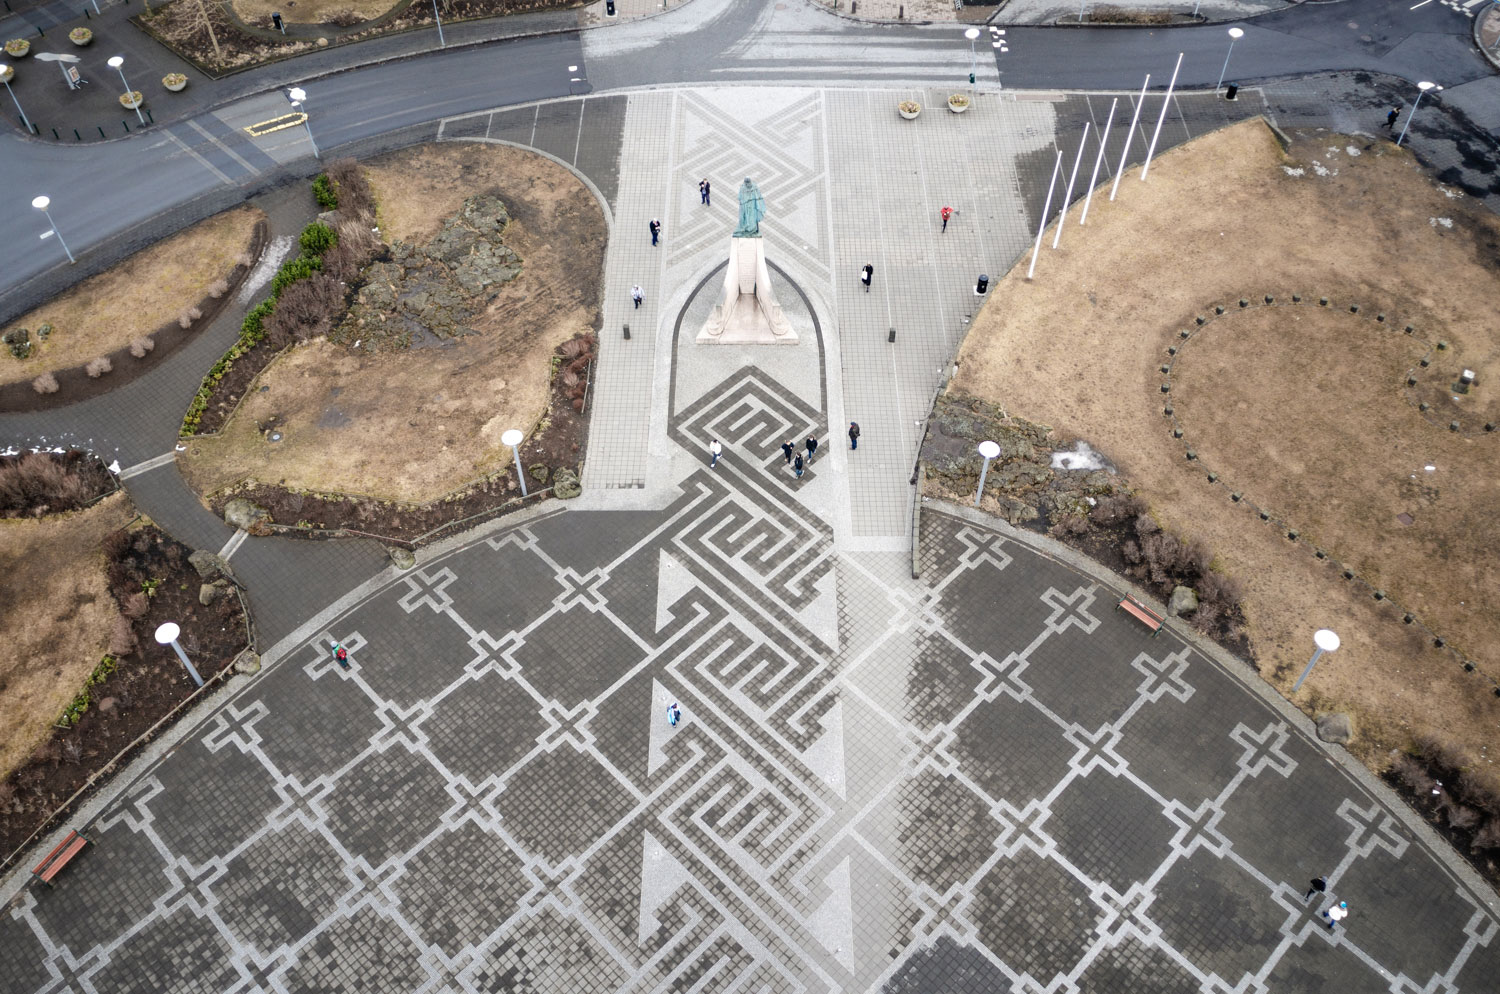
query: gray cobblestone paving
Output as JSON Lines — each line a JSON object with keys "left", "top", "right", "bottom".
{"left": 7, "top": 340, "right": 1496, "bottom": 991}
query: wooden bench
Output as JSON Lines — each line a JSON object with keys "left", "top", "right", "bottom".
{"left": 32, "top": 829, "right": 90, "bottom": 887}
{"left": 1116, "top": 596, "right": 1164, "bottom": 637}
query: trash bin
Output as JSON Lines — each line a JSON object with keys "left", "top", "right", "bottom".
{"left": 1225, "top": 84, "right": 1238, "bottom": 101}
{"left": 975, "top": 274, "right": 989, "bottom": 295}
{"left": 606, "top": 0, "right": 616, "bottom": 13}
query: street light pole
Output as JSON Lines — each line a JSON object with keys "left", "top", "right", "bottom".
{"left": 1215, "top": 27, "right": 1244, "bottom": 94}
{"left": 1110, "top": 74, "right": 1149, "bottom": 202}
{"left": 974, "top": 440, "right": 1000, "bottom": 505}
{"left": 154, "top": 622, "right": 205, "bottom": 688}
{"left": 1026, "top": 149, "right": 1062, "bottom": 281}
{"left": 1054, "top": 121, "right": 1089, "bottom": 249}
{"left": 502, "top": 428, "right": 528, "bottom": 497}
{"left": 107, "top": 55, "right": 145, "bottom": 126}
{"left": 288, "top": 87, "right": 320, "bottom": 158}
{"left": 431, "top": 0, "right": 445, "bottom": 47}
{"left": 1080, "top": 97, "right": 1116, "bottom": 225}
{"left": 0, "top": 66, "right": 32, "bottom": 133}
{"left": 965, "top": 27, "right": 980, "bottom": 97}
{"left": 1292, "top": 629, "right": 1340, "bottom": 693}
{"left": 1396, "top": 81, "right": 1437, "bottom": 147}
{"left": 32, "top": 196, "right": 75, "bottom": 264}
{"left": 1141, "top": 51, "right": 1182, "bottom": 181}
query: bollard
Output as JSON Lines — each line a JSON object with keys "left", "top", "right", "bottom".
{"left": 97, "top": 125, "right": 106, "bottom": 138}
{"left": 35, "top": 24, "right": 43, "bottom": 36}
{"left": 622, "top": 323, "right": 630, "bottom": 340}
{"left": 975, "top": 274, "right": 989, "bottom": 295}
{"left": 52, "top": 127, "right": 59, "bottom": 139}
{"left": 73, "top": 128, "right": 81, "bottom": 140}
{"left": 146, "top": 108, "right": 153, "bottom": 123}
{"left": 84, "top": 7, "right": 90, "bottom": 16}
{"left": 122, "top": 119, "right": 129, "bottom": 132}
{"left": 888, "top": 327, "right": 896, "bottom": 343}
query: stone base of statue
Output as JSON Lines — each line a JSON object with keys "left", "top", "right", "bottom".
{"left": 696, "top": 237, "right": 798, "bottom": 345}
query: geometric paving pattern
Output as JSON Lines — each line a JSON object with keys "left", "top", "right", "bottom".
{"left": 6, "top": 368, "right": 1497, "bottom": 993}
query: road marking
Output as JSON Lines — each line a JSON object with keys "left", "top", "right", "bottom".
{"left": 118, "top": 451, "right": 177, "bottom": 480}
{"left": 1409, "top": 0, "right": 1433, "bottom": 8}
{"left": 167, "top": 130, "right": 234, "bottom": 185}
{"left": 218, "top": 529, "right": 250, "bottom": 560}
{"left": 188, "top": 119, "right": 259, "bottom": 177}
{"left": 244, "top": 112, "right": 308, "bottom": 137}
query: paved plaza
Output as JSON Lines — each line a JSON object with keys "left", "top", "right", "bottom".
{"left": 4, "top": 76, "right": 1500, "bottom": 992}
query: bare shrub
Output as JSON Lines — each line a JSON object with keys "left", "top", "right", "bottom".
{"left": 120, "top": 590, "right": 151, "bottom": 618}
{"left": 323, "top": 7, "right": 364, "bottom": 26}
{"left": 265, "top": 272, "right": 347, "bottom": 347}
{"left": 129, "top": 336, "right": 156, "bottom": 358}
{"left": 109, "top": 613, "right": 138, "bottom": 656}
{"left": 325, "top": 216, "right": 382, "bottom": 282}
{"left": 1474, "top": 819, "right": 1500, "bottom": 851}
{"left": 1447, "top": 804, "right": 1482, "bottom": 831}
{"left": 1196, "top": 570, "right": 1243, "bottom": 614}
{"left": 207, "top": 278, "right": 230, "bottom": 298}
{"left": 325, "top": 158, "right": 376, "bottom": 220}
{"left": 101, "top": 527, "right": 131, "bottom": 560}
{"left": 32, "top": 372, "right": 59, "bottom": 394}
{"left": 1391, "top": 754, "right": 1436, "bottom": 795}
{"left": 0, "top": 451, "right": 87, "bottom": 512}
{"left": 1048, "top": 514, "right": 1091, "bottom": 539}
{"left": 1090, "top": 493, "right": 1148, "bottom": 527}
{"left": 1457, "top": 768, "right": 1500, "bottom": 817}
{"left": 62, "top": 739, "right": 83, "bottom": 764}
{"left": 235, "top": 251, "right": 253, "bottom": 268}
{"left": 85, "top": 357, "right": 113, "bottom": 378}
{"left": 1133, "top": 513, "right": 1160, "bottom": 537}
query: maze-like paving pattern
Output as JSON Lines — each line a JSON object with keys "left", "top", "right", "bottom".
{"left": 5, "top": 367, "right": 1497, "bottom": 994}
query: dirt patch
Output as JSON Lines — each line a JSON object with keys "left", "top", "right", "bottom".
{"left": 0, "top": 520, "right": 250, "bottom": 864}
{"left": 950, "top": 120, "right": 1500, "bottom": 778}
{"left": 0, "top": 494, "right": 134, "bottom": 780}
{"left": 230, "top": 0, "right": 401, "bottom": 25}
{"left": 180, "top": 142, "right": 605, "bottom": 509}
{"left": 206, "top": 332, "right": 592, "bottom": 544}
{"left": 0, "top": 207, "right": 263, "bottom": 386}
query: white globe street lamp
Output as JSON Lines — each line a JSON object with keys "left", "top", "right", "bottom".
{"left": 154, "top": 621, "right": 205, "bottom": 687}
{"left": 0, "top": 63, "right": 33, "bottom": 134}
{"left": 974, "top": 440, "right": 1000, "bottom": 506}
{"left": 1396, "top": 81, "right": 1439, "bottom": 148}
{"left": 107, "top": 55, "right": 145, "bottom": 126}
{"left": 502, "top": 428, "right": 527, "bottom": 497}
{"left": 1216, "top": 28, "right": 1244, "bottom": 95}
{"left": 32, "top": 195, "right": 75, "bottom": 264}
{"left": 287, "top": 86, "right": 320, "bottom": 158}
{"left": 1292, "top": 628, "right": 1340, "bottom": 693}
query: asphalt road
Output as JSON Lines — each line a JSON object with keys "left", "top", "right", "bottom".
{"left": 0, "top": 0, "right": 1492, "bottom": 307}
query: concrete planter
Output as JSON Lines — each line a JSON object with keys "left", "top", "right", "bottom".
{"left": 119, "top": 90, "right": 144, "bottom": 110}
{"left": 4, "top": 39, "right": 30, "bottom": 58}
{"left": 69, "top": 27, "right": 92, "bottom": 46}
{"left": 947, "top": 95, "right": 970, "bottom": 114}
{"left": 898, "top": 101, "right": 921, "bottom": 120}
{"left": 163, "top": 74, "right": 188, "bottom": 92}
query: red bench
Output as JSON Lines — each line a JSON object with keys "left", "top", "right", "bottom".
{"left": 1117, "top": 596, "right": 1164, "bottom": 637}
{"left": 32, "top": 829, "right": 90, "bottom": 887}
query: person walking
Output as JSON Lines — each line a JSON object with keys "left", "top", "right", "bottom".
{"left": 860, "top": 264, "right": 873, "bottom": 292}
{"left": 781, "top": 440, "right": 795, "bottom": 464}
{"left": 700, "top": 179, "right": 711, "bottom": 205}
{"left": 793, "top": 453, "right": 804, "bottom": 478}
{"left": 1321, "top": 901, "right": 1349, "bottom": 931}
{"left": 941, "top": 206, "right": 953, "bottom": 232}
{"left": 631, "top": 285, "right": 644, "bottom": 309}
{"left": 1386, "top": 106, "right": 1400, "bottom": 129}
{"left": 650, "top": 219, "right": 661, "bottom": 246}
{"left": 848, "top": 421, "right": 860, "bottom": 450}
{"left": 1304, "top": 876, "right": 1328, "bottom": 901}
{"left": 805, "top": 435, "right": 818, "bottom": 463}
{"left": 709, "top": 438, "right": 722, "bottom": 468}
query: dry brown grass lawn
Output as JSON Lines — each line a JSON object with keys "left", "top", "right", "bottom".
{"left": 229, "top": 0, "right": 399, "bottom": 24}
{"left": 952, "top": 119, "right": 1500, "bottom": 771}
{"left": 178, "top": 142, "right": 605, "bottom": 504}
{"left": 0, "top": 493, "right": 134, "bottom": 779}
{"left": 0, "top": 207, "right": 263, "bottom": 386}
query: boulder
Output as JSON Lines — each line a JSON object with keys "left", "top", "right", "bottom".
{"left": 1168, "top": 585, "right": 1199, "bottom": 616}
{"left": 233, "top": 650, "right": 262, "bottom": 675}
{"left": 188, "top": 549, "right": 236, "bottom": 581}
{"left": 389, "top": 546, "right": 416, "bottom": 570}
{"left": 530, "top": 463, "right": 550, "bottom": 483}
{"left": 199, "top": 583, "right": 221, "bottom": 606}
{"left": 1316, "top": 712, "right": 1353, "bottom": 745}
{"left": 553, "top": 468, "right": 581, "bottom": 499}
{"left": 223, "top": 498, "right": 272, "bottom": 533}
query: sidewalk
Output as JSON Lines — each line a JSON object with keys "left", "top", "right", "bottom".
{"left": 990, "top": 0, "right": 1287, "bottom": 25}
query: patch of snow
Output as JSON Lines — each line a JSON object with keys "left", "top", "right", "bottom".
{"left": 1437, "top": 186, "right": 1462, "bottom": 199}
{"left": 1282, "top": 166, "right": 1305, "bottom": 177}
{"left": 237, "top": 235, "right": 295, "bottom": 305}
{"left": 1311, "top": 161, "right": 1336, "bottom": 177}
{"left": 1430, "top": 217, "right": 1453, "bottom": 229}
{"left": 1326, "top": 146, "right": 1341, "bottom": 156}
{"left": 1345, "top": 145, "right": 1361, "bottom": 156}
{"left": 1051, "top": 441, "right": 1110, "bottom": 472}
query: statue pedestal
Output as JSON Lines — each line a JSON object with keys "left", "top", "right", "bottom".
{"left": 696, "top": 237, "right": 798, "bottom": 345}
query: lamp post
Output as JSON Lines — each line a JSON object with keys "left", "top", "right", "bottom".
{"left": 502, "top": 428, "right": 528, "bottom": 497}
{"left": 1110, "top": 75, "right": 1149, "bottom": 202}
{"left": 154, "top": 622, "right": 205, "bottom": 688}
{"left": 107, "top": 55, "right": 145, "bottom": 126}
{"left": 32, "top": 196, "right": 75, "bottom": 264}
{"left": 974, "top": 440, "right": 1000, "bottom": 506}
{"left": 431, "top": 0, "right": 445, "bottom": 47}
{"left": 1215, "top": 27, "right": 1244, "bottom": 95}
{"left": 0, "top": 64, "right": 33, "bottom": 134}
{"left": 287, "top": 86, "right": 320, "bottom": 158}
{"left": 1292, "top": 629, "right": 1340, "bottom": 693}
{"left": 964, "top": 26, "right": 980, "bottom": 96}
{"left": 1396, "top": 81, "right": 1438, "bottom": 148}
